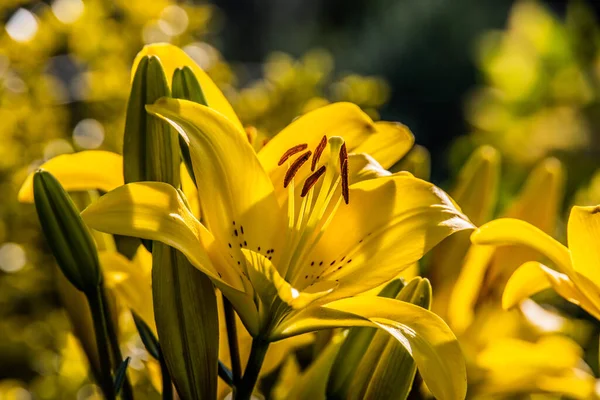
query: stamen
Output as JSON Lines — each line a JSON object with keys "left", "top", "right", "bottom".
{"left": 341, "top": 159, "right": 349, "bottom": 204}
{"left": 301, "top": 165, "right": 326, "bottom": 197}
{"left": 339, "top": 143, "right": 349, "bottom": 204}
{"left": 278, "top": 143, "right": 308, "bottom": 166}
{"left": 284, "top": 150, "right": 312, "bottom": 188}
{"left": 311, "top": 135, "right": 327, "bottom": 171}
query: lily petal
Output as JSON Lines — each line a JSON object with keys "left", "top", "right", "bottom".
{"left": 352, "top": 121, "right": 414, "bottom": 169}
{"left": 568, "top": 205, "right": 600, "bottom": 286}
{"left": 19, "top": 151, "right": 123, "bottom": 203}
{"left": 272, "top": 297, "right": 467, "bottom": 400}
{"left": 258, "top": 103, "right": 412, "bottom": 201}
{"left": 82, "top": 181, "right": 261, "bottom": 334}
{"left": 347, "top": 153, "right": 392, "bottom": 184}
{"left": 447, "top": 245, "right": 496, "bottom": 333}
{"left": 133, "top": 43, "right": 243, "bottom": 130}
{"left": 305, "top": 174, "right": 474, "bottom": 300}
{"left": 471, "top": 218, "right": 573, "bottom": 275}
{"left": 501, "top": 261, "right": 600, "bottom": 319}
{"left": 99, "top": 249, "right": 156, "bottom": 334}
{"left": 147, "top": 98, "right": 283, "bottom": 263}
{"left": 242, "top": 249, "right": 336, "bottom": 312}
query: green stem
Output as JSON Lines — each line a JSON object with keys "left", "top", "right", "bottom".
{"left": 158, "top": 348, "right": 173, "bottom": 400}
{"left": 100, "top": 286, "right": 134, "bottom": 400}
{"left": 236, "top": 338, "right": 269, "bottom": 400}
{"left": 87, "top": 290, "right": 115, "bottom": 400}
{"left": 218, "top": 360, "right": 234, "bottom": 387}
{"left": 223, "top": 296, "right": 242, "bottom": 386}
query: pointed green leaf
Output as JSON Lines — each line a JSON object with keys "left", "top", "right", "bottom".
{"left": 133, "top": 313, "right": 160, "bottom": 360}
{"left": 114, "top": 357, "right": 131, "bottom": 396}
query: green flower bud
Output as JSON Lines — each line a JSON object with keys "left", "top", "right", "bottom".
{"left": 33, "top": 170, "right": 101, "bottom": 293}
{"left": 123, "top": 55, "right": 180, "bottom": 187}
{"left": 326, "top": 279, "right": 405, "bottom": 399}
{"left": 172, "top": 66, "right": 208, "bottom": 186}
{"left": 351, "top": 278, "right": 433, "bottom": 400}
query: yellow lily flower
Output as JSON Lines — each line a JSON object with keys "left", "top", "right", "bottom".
{"left": 472, "top": 204, "right": 600, "bottom": 321}
{"left": 79, "top": 93, "right": 473, "bottom": 399}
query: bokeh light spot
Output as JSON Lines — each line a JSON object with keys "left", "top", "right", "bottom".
{"left": 51, "top": 0, "right": 84, "bottom": 24}
{"left": 6, "top": 9, "right": 38, "bottom": 43}
{"left": 0, "top": 243, "right": 27, "bottom": 273}
{"left": 158, "top": 5, "right": 189, "bottom": 36}
{"left": 73, "top": 119, "right": 104, "bottom": 149}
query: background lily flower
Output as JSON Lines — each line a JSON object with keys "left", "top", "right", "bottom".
{"left": 473, "top": 205, "right": 600, "bottom": 323}
{"left": 80, "top": 95, "right": 474, "bottom": 399}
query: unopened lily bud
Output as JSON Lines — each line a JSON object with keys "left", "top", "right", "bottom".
{"left": 357, "top": 278, "right": 433, "bottom": 400}
{"left": 326, "top": 279, "right": 404, "bottom": 399}
{"left": 123, "top": 55, "right": 180, "bottom": 187}
{"left": 171, "top": 66, "right": 208, "bottom": 185}
{"left": 33, "top": 170, "right": 101, "bottom": 293}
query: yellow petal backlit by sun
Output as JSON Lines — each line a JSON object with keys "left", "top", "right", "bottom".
{"left": 305, "top": 173, "right": 474, "bottom": 301}
{"left": 271, "top": 297, "right": 467, "bottom": 400}
{"left": 99, "top": 248, "right": 156, "bottom": 334}
{"left": 501, "top": 261, "right": 600, "bottom": 319}
{"left": 132, "top": 43, "right": 243, "bottom": 130}
{"left": 447, "top": 244, "right": 496, "bottom": 333}
{"left": 146, "top": 98, "right": 284, "bottom": 267}
{"left": 567, "top": 205, "right": 600, "bottom": 286}
{"left": 19, "top": 151, "right": 123, "bottom": 203}
{"left": 471, "top": 218, "right": 573, "bottom": 275}
{"left": 257, "top": 103, "right": 413, "bottom": 203}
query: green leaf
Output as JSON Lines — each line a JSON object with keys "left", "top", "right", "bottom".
{"left": 33, "top": 170, "right": 101, "bottom": 293}
{"left": 114, "top": 357, "right": 131, "bottom": 395}
{"left": 133, "top": 313, "right": 160, "bottom": 360}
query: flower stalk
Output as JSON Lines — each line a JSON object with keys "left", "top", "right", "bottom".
{"left": 236, "top": 338, "right": 270, "bottom": 400}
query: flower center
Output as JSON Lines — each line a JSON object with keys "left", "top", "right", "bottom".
{"left": 276, "top": 135, "right": 350, "bottom": 287}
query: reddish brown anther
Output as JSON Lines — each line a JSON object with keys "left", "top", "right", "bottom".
{"left": 301, "top": 165, "right": 326, "bottom": 197}
{"left": 311, "top": 135, "right": 327, "bottom": 171}
{"left": 284, "top": 151, "right": 312, "bottom": 188}
{"left": 341, "top": 159, "right": 349, "bottom": 204}
{"left": 278, "top": 143, "right": 308, "bottom": 166}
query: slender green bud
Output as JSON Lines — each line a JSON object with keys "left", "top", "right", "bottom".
{"left": 33, "top": 170, "right": 101, "bottom": 293}
{"left": 352, "top": 278, "right": 433, "bottom": 400}
{"left": 172, "top": 66, "right": 207, "bottom": 186}
{"left": 326, "top": 279, "right": 404, "bottom": 399}
{"left": 123, "top": 55, "right": 180, "bottom": 187}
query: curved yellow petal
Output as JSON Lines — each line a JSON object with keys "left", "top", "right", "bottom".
{"left": 133, "top": 43, "right": 242, "bottom": 130}
{"left": 451, "top": 145, "right": 500, "bottom": 227}
{"left": 305, "top": 174, "right": 474, "bottom": 300}
{"left": 242, "top": 249, "right": 335, "bottom": 312}
{"left": 272, "top": 297, "right": 466, "bottom": 400}
{"left": 347, "top": 153, "right": 391, "bottom": 184}
{"left": 19, "top": 151, "right": 123, "bottom": 203}
{"left": 180, "top": 163, "right": 200, "bottom": 219}
{"left": 568, "top": 205, "right": 600, "bottom": 286}
{"left": 99, "top": 249, "right": 156, "bottom": 334}
{"left": 82, "top": 181, "right": 261, "bottom": 334}
{"left": 447, "top": 244, "right": 496, "bottom": 333}
{"left": 352, "top": 121, "right": 414, "bottom": 169}
{"left": 471, "top": 218, "right": 573, "bottom": 275}
{"left": 257, "top": 103, "right": 412, "bottom": 202}
{"left": 147, "top": 98, "right": 284, "bottom": 263}
{"left": 503, "top": 262, "right": 600, "bottom": 320}
{"left": 82, "top": 182, "right": 241, "bottom": 289}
